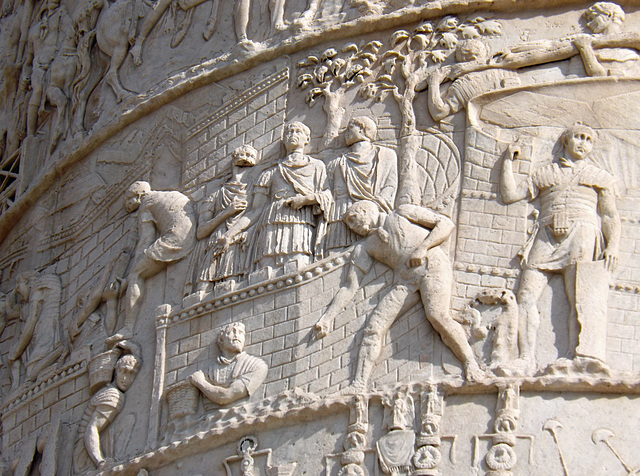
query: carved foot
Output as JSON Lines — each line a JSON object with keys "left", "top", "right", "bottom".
{"left": 492, "top": 358, "right": 536, "bottom": 377}
{"left": 203, "top": 18, "right": 216, "bottom": 41}
{"left": 464, "top": 363, "right": 488, "bottom": 384}
{"left": 313, "top": 320, "right": 330, "bottom": 339}
{"left": 130, "top": 44, "right": 143, "bottom": 67}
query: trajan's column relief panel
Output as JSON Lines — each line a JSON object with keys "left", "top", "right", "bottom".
{"left": 1, "top": 1, "right": 640, "bottom": 475}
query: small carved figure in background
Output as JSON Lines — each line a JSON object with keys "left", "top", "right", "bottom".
{"left": 195, "top": 145, "right": 257, "bottom": 295}
{"left": 8, "top": 272, "right": 66, "bottom": 390}
{"left": 501, "top": 123, "right": 621, "bottom": 374}
{"left": 315, "top": 201, "right": 484, "bottom": 392}
{"left": 426, "top": 39, "right": 520, "bottom": 123}
{"left": 573, "top": 2, "right": 640, "bottom": 77}
{"left": 325, "top": 116, "right": 397, "bottom": 253}
{"left": 23, "top": 0, "right": 77, "bottom": 151}
{"left": 221, "top": 122, "right": 332, "bottom": 271}
{"left": 123, "top": 181, "right": 196, "bottom": 328}
{"left": 190, "top": 322, "right": 267, "bottom": 406}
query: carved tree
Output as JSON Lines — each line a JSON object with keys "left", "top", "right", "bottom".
{"left": 360, "top": 16, "right": 503, "bottom": 204}
{"left": 296, "top": 41, "right": 382, "bottom": 147}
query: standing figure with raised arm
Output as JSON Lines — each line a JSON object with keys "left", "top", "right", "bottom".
{"left": 315, "top": 201, "right": 484, "bottom": 393}
{"left": 123, "top": 181, "right": 196, "bottom": 328}
{"left": 325, "top": 116, "right": 397, "bottom": 253}
{"left": 500, "top": 123, "right": 621, "bottom": 374}
{"left": 219, "top": 121, "right": 332, "bottom": 271}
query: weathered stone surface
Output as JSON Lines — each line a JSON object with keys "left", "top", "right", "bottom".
{"left": 1, "top": 1, "right": 640, "bottom": 474}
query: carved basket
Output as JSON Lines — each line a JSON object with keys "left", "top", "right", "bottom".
{"left": 166, "top": 380, "right": 199, "bottom": 420}
{"left": 87, "top": 348, "right": 122, "bottom": 393}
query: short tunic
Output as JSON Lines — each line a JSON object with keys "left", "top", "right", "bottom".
{"left": 140, "top": 191, "right": 196, "bottom": 263}
{"left": 523, "top": 160, "right": 616, "bottom": 271}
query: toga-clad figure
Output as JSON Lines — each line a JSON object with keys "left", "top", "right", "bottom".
{"left": 195, "top": 145, "right": 257, "bottom": 294}
{"left": 220, "top": 122, "right": 332, "bottom": 270}
{"left": 325, "top": 116, "right": 398, "bottom": 252}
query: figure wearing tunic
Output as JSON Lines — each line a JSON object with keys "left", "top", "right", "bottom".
{"left": 252, "top": 155, "right": 332, "bottom": 267}
{"left": 199, "top": 181, "right": 249, "bottom": 285}
{"left": 203, "top": 352, "right": 268, "bottom": 410}
{"left": 139, "top": 191, "right": 196, "bottom": 263}
{"left": 325, "top": 145, "right": 398, "bottom": 251}
{"left": 522, "top": 159, "right": 616, "bottom": 271}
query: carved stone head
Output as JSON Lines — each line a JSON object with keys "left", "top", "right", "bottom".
{"left": 455, "top": 39, "right": 488, "bottom": 63}
{"left": 218, "top": 322, "right": 246, "bottom": 356}
{"left": 561, "top": 122, "right": 595, "bottom": 161}
{"left": 283, "top": 122, "right": 310, "bottom": 153}
{"left": 232, "top": 145, "right": 258, "bottom": 167}
{"left": 343, "top": 201, "right": 380, "bottom": 236}
{"left": 124, "top": 181, "right": 151, "bottom": 213}
{"left": 15, "top": 271, "right": 36, "bottom": 300}
{"left": 345, "top": 117, "right": 377, "bottom": 146}
{"left": 115, "top": 354, "right": 141, "bottom": 392}
{"left": 585, "top": 2, "right": 625, "bottom": 34}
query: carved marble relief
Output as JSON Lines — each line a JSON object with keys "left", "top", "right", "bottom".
{"left": 1, "top": 1, "right": 640, "bottom": 475}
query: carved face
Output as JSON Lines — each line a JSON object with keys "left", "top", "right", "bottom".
{"left": 565, "top": 131, "right": 594, "bottom": 160}
{"left": 345, "top": 206, "right": 378, "bottom": 236}
{"left": 233, "top": 149, "right": 257, "bottom": 167}
{"left": 124, "top": 192, "right": 142, "bottom": 213}
{"left": 219, "top": 324, "right": 246, "bottom": 355}
{"left": 283, "top": 123, "right": 310, "bottom": 151}
{"left": 345, "top": 120, "right": 369, "bottom": 146}
{"left": 115, "top": 362, "right": 138, "bottom": 391}
{"left": 16, "top": 277, "right": 30, "bottom": 300}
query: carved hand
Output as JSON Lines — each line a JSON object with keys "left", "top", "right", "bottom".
{"left": 572, "top": 35, "right": 593, "bottom": 50}
{"left": 313, "top": 315, "right": 331, "bottom": 339}
{"left": 286, "top": 194, "right": 311, "bottom": 210}
{"left": 189, "top": 370, "right": 207, "bottom": 388}
{"left": 505, "top": 142, "right": 521, "bottom": 161}
{"left": 229, "top": 199, "right": 248, "bottom": 214}
{"left": 409, "top": 248, "right": 428, "bottom": 268}
{"left": 214, "top": 233, "right": 233, "bottom": 255}
{"left": 603, "top": 248, "right": 619, "bottom": 272}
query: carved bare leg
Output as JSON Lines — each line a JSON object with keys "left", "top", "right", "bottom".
{"left": 344, "top": 286, "right": 413, "bottom": 394}
{"left": 420, "top": 262, "right": 484, "bottom": 382}
{"left": 515, "top": 268, "right": 549, "bottom": 373}
{"left": 106, "top": 44, "right": 132, "bottom": 102}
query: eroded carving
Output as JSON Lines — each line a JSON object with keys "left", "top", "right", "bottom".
{"left": 8, "top": 271, "right": 66, "bottom": 391}
{"left": 501, "top": 123, "right": 621, "bottom": 375}
{"left": 316, "top": 201, "right": 483, "bottom": 392}
{"left": 193, "top": 145, "right": 257, "bottom": 296}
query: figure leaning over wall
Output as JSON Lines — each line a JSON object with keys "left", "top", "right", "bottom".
{"left": 122, "top": 181, "right": 196, "bottom": 329}
{"left": 315, "top": 200, "right": 485, "bottom": 393}
{"left": 325, "top": 116, "right": 397, "bottom": 253}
